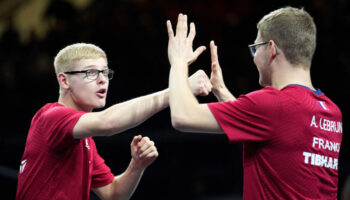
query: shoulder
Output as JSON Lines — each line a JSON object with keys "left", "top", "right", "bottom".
{"left": 45, "top": 103, "right": 84, "bottom": 117}
{"left": 235, "top": 86, "right": 281, "bottom": 109}
{"left": 33, "top": 102, "right": 85, "bottom": 125}
{"left": 245, "top": 86, "right": 280, "bottom": 101}
{"left": 209, "top": 87, "right": 281, "bottom": 116}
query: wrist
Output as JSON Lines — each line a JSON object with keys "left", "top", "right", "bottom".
{"left": 213, "top": 84, "right": 228, "bottom": 97}
{"left": 213, "top": 85, "right": 233, "bottom": 101}
{"left": 128, "top": 158, "right": 146, "bottom": 174}
{"left": 170, "top": 59, "right": 188, "bottom": 68}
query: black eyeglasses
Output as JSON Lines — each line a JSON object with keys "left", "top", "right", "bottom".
{"left": 248, "top": 41, "right": 280, "bottom": 57}
{"left": 64, "top": 68, "right": 114, "bottom": 80}
{"left": 248, "top": 41, "right": 269, "bottom": 57}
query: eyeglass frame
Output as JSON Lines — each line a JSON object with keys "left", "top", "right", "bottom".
{"left": 248, "top": 41, "right": 280, "bottom": 57}
{"left": 64, "top": 68, "right": 114, "bottom": 80}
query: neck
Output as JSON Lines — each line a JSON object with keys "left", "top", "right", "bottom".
{"left": 58, "top": 93, "right": 92, "bottom": 112}
{"left": 270, "top": 61, "right": 315, "bottom": 90}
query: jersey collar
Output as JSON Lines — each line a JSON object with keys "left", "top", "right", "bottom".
{"left": 285, "top": 84, "right": 323, "bottom": 95}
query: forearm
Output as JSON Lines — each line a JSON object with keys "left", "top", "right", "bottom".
{"left": 108, "top": 159, "right": 145, "bottom": 200}
{"left": 213, "top": 86, "right": 236, "bottom": 102}
{"left": 169, "top": 62, "right": 200, "bottom": 129}
{"left": 74, "top": 73, "right": 210, "bottom": 138}
{"left": 166, "top": 14, "right": 224, "bottom": 133}
{"left": 102, "top": 89, "right": 169, "bottom": 135}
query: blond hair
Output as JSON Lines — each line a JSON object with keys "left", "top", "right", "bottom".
{"left": 54, "top": 43, "right": 107, "bottom": 74}
{"left": 257, "top": 7, "right": 316, "bottom": 68}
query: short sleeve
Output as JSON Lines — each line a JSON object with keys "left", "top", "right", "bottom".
{"left": 208, "top": 87, "right": 281, "bottom": 142}
{"left": 91, "top": 140, "right": 114, "bottom": 188}
{"left": 40, "top": 106, "right": 85, "bottom": 151}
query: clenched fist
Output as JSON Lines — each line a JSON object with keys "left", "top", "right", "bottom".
{"left": 130, "top": 135, "right": 158, "bottom": 169}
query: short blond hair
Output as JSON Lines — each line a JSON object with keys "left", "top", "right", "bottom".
{"left": 257, "top": 7, "right": 316, "bottom": 68}
{"left": 54, "top": 43, "right": 107, "bottom": 74}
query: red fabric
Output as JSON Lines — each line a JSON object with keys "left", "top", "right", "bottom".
{"left": 208, "top": 85, "right": 342, "bottom": 200}
{"left": 16, "top": 103, "right": 114, "bottom": 200}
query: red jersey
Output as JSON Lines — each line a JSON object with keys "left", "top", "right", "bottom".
{"left": 208, "top": 85, "right": 342, "bottom": 200}
{"left": 16, "top": 103, "right": 114, "bottom": 200}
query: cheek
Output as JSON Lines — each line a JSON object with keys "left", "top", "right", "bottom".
{"left": 254, "top": 50, "right": 268, "bottom": 69}
{"left": 71, "top": 82, "right": 94, "bottom": 99}
{"left": 253, "top": 54, "right": 263, "bottom": 69}
{"left": 71, "top": 80, "right": 86, "bottom": 92}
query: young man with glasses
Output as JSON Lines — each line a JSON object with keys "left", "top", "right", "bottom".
{"left": 16, "top": 43, "right": 213, "bottom": 200}
{"left": 167, "top": 7, "right": 342, "bottom": 199}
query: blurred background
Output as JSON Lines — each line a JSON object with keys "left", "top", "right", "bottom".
{"left": 0, "top": 0, "right": 349, "bottom": 199}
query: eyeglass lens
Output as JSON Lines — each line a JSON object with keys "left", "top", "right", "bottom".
{"left": 86, "top": 69, "right": 114, "bottom": 80}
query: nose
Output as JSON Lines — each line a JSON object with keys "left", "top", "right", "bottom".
{"left": 96, "top": 72, "right": 108, "bottom": 83}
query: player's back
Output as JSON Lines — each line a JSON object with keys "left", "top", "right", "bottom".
{"left": 261, "top": 85, "right": 342, "bottom": 199}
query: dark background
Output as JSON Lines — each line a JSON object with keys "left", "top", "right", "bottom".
{"left": 0, "top": 0, "right": 349, "bottom": 199}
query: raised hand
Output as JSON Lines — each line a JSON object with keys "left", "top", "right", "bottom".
{"left": 167, "top": 14, "right": 206, "bottom": 66}
{"left": 130, "top": 135, "right": 158, "bottom": 169}
{"left": 209, "top": 41, "right": 235, "bottom": 101}
{"left": 210, "top": 41, "right": 225, "bottom": 94}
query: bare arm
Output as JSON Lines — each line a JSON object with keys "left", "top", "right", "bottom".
{"left": 167, "top": 14, "right": 223, "bottom": 133}
{"left": 92, "top": 136, "right": 158, "bottom": 200}
{"left": 73, "top": 89, "right": 168, "bottom": 138}
{"left": 73, "top": 70, "right": 212, "bottom": 139}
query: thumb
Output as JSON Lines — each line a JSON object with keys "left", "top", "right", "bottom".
{"left": 210, "top": 41, "right": 221, "bottom": 72}
{"left": 193, "top": 46, "right": 207, "bottom": 60}
{"left": 211, "top": 61, "right": 219, "bottom": 72}
{"left": 132, "top": 135, "right": 142, "bottom": 146}
{"left": 211, "top": 62, "right": 223, "bottom": 76}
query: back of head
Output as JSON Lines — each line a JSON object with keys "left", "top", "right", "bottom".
{"left": 257, "top": 7, "right": 316, "bottom": 68}
{"left": 54, "top": 43, "right": 107, "bottom": 74}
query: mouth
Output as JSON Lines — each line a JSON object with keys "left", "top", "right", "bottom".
{"left": 96, "top": 88, "right": 107, "bottom": 98}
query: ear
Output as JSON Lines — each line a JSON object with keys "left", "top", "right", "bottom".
{"left": 268, "top": 40, "right": 279, "bottom": 60}
{"left": 57, "top": 72, "right": 70, "bottom": 91}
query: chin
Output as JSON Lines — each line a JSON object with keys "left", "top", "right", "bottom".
{"left": 91, "top": 100, "right": 106, "bottom": 110}
{"left": 95, "top": 103, "right": 106, "bottom": 109}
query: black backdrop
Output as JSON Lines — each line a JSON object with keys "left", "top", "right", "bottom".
{"left": 0, "top": 0, "right": 349, "bottom": 199}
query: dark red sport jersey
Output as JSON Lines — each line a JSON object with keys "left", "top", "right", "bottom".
{"left": 208, "top": 85, "right": 342, "bottom": 200}
{"left": 16, "top": 103, "right": 114, "bottom": 200}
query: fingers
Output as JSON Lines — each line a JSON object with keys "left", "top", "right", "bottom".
{"left": 167, "top": 13, "right": 204, "bottom": 66}
{"left": 189, "top": 70, "right": 212, "bottom": 96}
{"left": 135, "top": 136, "right": 158, "bottom": 158}
{"left": 188, "top": 46, "right": 207, "bottom": 65}
{"left": 210, "top": 41, "right": 221, "bottom": 73}
{"left": 201, "top": 73, "right": 213, "bottom": 96}
{"left": 193, "top": 46, "right": 207, "bottom": 60}
{"left": 137, "top": 137, "right": 153, "bottom": 152}
{"left": 182, "top": 15, "right": 188, "bottom": 38}
{"left": 139, "top": 144, "right": 158, "bottom": 158}
{"left": 188, "top": 22, "right": 196, "bottom": 43}
{"left": 166, "top": 20, "right": 174, "bottom": 40}
{"left": 204, "top": 79, "right": 213, "bottom": 94}
{"left": 210, "top": 41, "right": 218, "bottom": 63}
{"left": 132, "top": 135, "right": 142, "bottom": 146}
{"left": 176, "top": 14, "right": 188, "bottom": 39}
{"left": 170, "top": 14, "right": 197, "bottom": 41}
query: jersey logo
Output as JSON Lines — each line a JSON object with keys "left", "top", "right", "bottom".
{"left": 318, "top": 101, "right": 328, "bottom": 110}
{"left": 85, "top": 139, "right": 90, "bottom": 150}
{"left": 20, "top": 160, "right": 27, "bottom": 174}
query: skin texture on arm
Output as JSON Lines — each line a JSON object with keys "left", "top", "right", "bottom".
{"left": 73, "top": 70, "right": 212, "bottom": 139}
{"left": 167, "top": 14, "right": 223, "bottom": 133}
{"left": 92, "top": 135, "right": 158, "bottom": 200}
{"left": 73, "top": 89, "right": 169, "bottom": 138}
